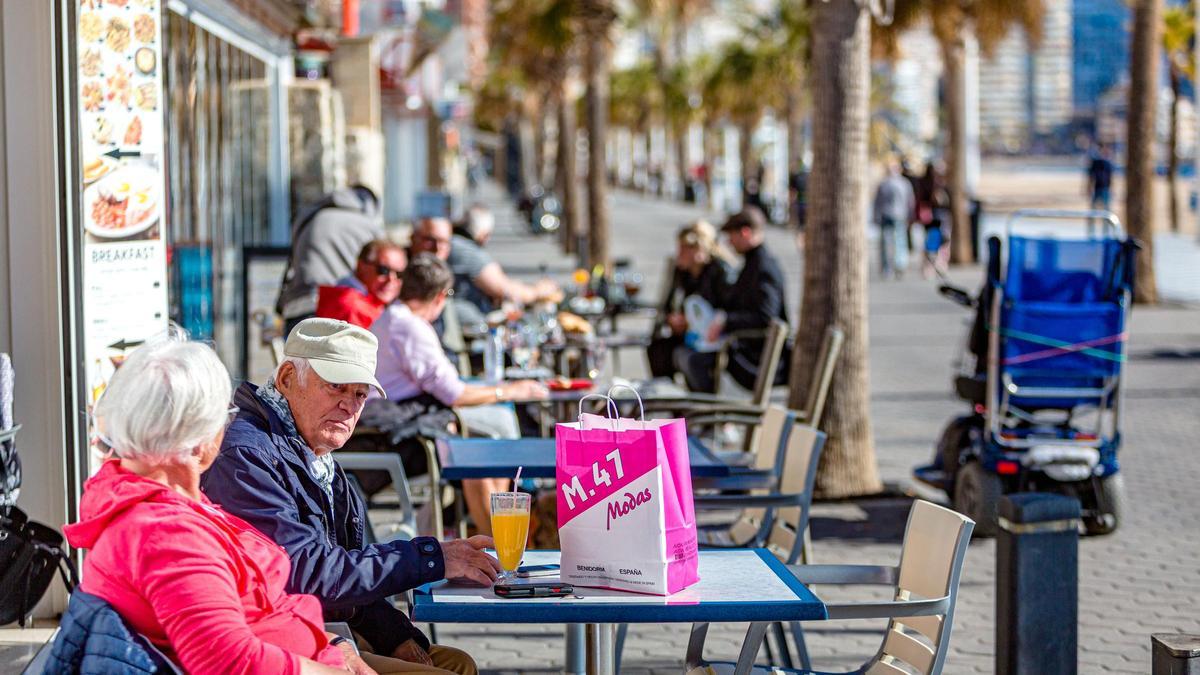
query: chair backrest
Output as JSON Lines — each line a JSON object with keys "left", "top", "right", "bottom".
{"left": 763, "top": 424, "right": 825, "bottom": 564}
{"left": 802, "top": 325, "right": 844, "bottom": 430}
{"left": 748, "top": 320, "right": 790, "bottom": 407}
{"left": 727, "top": 407, "right": 794, "bottom": 543}
{"left": 878, "top": 500, "right": 975, "bottom": 675}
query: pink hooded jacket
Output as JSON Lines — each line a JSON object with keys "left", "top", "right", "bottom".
{"left": 64, "top": 460, "right": 345, "bottom": 674}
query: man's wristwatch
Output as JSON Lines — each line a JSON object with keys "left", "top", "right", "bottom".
{"left": 495, "top": 386, "right": 505, "bottom": 402}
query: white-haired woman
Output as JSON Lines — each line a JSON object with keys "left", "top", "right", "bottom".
{"left": 63, "top": 338, "right": 374, "bottom": 675}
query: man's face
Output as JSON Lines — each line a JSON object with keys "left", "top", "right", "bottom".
{"left": 726, "top": 226, "right": 754, "bottom": 254}
{"left": 357, "top": 247, "right": 406, "bottom": 304}
{"left": 411, "top": 219, "right": 452, "bottom": 260}
{"left": 277, "top": 362, "right": 369, "bottom": 455}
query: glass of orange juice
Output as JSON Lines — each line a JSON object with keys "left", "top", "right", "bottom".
{"left": 490, "top": 491, "right": 531, "bottom": 582}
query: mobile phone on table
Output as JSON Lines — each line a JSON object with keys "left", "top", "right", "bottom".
{"left": 494, "top": 581, "right": 574, "bottom": 599}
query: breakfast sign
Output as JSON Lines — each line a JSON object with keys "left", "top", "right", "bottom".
{"left": 75, "top": 0, "right": 169, "bottom": 467}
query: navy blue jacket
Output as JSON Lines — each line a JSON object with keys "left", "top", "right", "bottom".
{"left": 46, "top": 591, "right": 179, "bottom": 674}
{"left": 201, "top": 382, "right": 444, "bottom": 654}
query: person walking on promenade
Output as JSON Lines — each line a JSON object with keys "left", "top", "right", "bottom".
{"left": 873, "top": 158, "right": 915, "bottom": 279}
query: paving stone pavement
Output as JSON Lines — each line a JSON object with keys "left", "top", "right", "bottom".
{"left": 431, "top": 182, "right": 1200, "bottom": 674}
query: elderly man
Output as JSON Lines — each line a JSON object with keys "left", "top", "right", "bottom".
{"left": 202, "top": 319, "right": 498, "bottom": 674}
{"left": 316, "top": 238, "right": 407, "bottom": 329}
{"left": 411, "top": 216, "right": 559, "bottom": 327}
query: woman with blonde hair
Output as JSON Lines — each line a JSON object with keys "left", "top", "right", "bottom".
{"left": 645, "top": 220, "right": 735, "bottom": 379}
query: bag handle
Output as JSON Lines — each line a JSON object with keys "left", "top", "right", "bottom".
{"left": 606, "top": 384, "right": 645, "bottom": 422}
{"left": 576, "top": 393, "right": 618, "bottom": 424}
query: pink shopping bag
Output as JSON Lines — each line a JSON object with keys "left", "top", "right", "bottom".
{"left": 555, "top": 388, "right": 699, "bottom": 595}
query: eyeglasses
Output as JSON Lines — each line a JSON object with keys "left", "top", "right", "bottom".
{"left": 414, "top": 234, "right": 451, "bottom": 248}
{"left": 226, "top": 405, "right": 240, "bottom": 428}
{"left": 373, "top": 264, "right": 404, "bottom": 280}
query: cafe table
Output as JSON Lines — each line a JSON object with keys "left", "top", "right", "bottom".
{"left": 434, "top": 436, "right": 731, "bottom": 481}
{"left": 412, "top": 548, "right": 827, "bottom": 675}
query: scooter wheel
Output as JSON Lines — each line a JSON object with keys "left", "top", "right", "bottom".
{"left": 953, "top": 461, "right": 1004, "bottom": 537}
{"left": 1082, "top": 474, "right": 1124, "bottom": 536}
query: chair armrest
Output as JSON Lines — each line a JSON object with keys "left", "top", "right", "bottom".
{"left": 786, "top": 564, "right": 899, "bottom": 586}
{"left": 824, "top": 595, "right": 951, "bottom": 621}
{"left": 693, "top": 492, "right": 806, "bottom": 510}
{"left": 683, "top": 402, "right": 767, "bottom": 418}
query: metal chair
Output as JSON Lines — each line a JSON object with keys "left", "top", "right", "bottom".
{"left": 337, "top": 452, "right": 420, "bottom": 542}
{"left": 684, "top": 500, "right": 975, "bottom": 675}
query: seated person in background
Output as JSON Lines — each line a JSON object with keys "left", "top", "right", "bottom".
{"left": 315, "top": 238, "right": 407, "bottom": 329}
{"left": 203, "top": 318, "right": 499, "bottom": 674}
{"left": 278, "top": 185, "right": 384, "bottom": 335}
{"left": 65, "top": 337, "right": 368, "bottom": 674}
{"left": 675, "top": 207, "right": 790, "bottom": 393}
{"left": 412, "top": 215, "right": 560, "bottom": 328}
{"left": 368, "top": 255, "right": 548, "bottom": 535}
{"left": 646, "top": 220, "right": 734, "bottom": 380}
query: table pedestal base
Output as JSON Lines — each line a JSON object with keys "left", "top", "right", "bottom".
{"left": 585, "top": 623, "right": 615, "bottom": 675}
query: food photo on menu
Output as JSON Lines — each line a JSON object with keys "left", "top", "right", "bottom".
{"left": 76, "top": 0, "right": 164, "bottom": 244}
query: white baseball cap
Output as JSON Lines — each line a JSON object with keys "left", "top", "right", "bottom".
{"left": 284, "top": 318, "right": 386, "bottom": 398}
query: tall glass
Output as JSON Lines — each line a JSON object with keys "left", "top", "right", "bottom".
{"left": 490, "top": 492, "right": 531, "bottom": 582}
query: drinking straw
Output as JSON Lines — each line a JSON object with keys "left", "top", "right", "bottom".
{"left": 513, "top": 466, "right": 523, "bottom": 490}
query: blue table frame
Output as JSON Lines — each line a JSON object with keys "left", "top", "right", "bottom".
{"left": 435, "top": 436, "right": 730, "bottom": 480}
{"left": 413, "top": 549, "right": 826, "bottom": 674}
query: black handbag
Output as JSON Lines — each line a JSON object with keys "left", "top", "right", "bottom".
{"left": 0, "top": 424, "right": 77, "bottom": 626}
{"left": 0, "top": 506, "right": 78, "bottom": 626}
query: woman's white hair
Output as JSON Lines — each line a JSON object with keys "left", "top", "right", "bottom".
{"left": 95, "top": 336, "right": 232, "bottom": 465}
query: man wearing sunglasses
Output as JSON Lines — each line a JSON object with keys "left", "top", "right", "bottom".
{"left": 315, "top": 238, "right": 407, "bottom": 329}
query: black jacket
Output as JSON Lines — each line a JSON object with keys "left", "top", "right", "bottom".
{"left": 661, "top": 258, "right": 734, "bottom": 316}
{"left": 201, "top": 382, "right": 443, "bottom": 654}
{"left": 720, "top": 245, "right": 790, "bottom": 383}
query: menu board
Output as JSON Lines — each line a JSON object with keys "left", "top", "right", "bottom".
{"left": 75, "top": 0, "right": 170, "bottom": 470}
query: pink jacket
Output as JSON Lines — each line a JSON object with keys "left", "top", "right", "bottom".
{"left": 64, "top": 460, "right": 345, "bottom": 674}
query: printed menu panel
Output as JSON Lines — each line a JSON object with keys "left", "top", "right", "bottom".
{"left": 75, "top": 0, "right": 170, "bottom": 471}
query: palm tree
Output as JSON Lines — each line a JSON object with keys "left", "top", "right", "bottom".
{"left": 1128, "top": 0, "right": 1162, "bottom": 303}
{"left": 610, "top": 61, "right": 661, "bottom": 192}
{"left": 703, "top": 40, "right": 785, "bottom": 204}
{"left": 884, "top": 0, "right": 1045, "bottom": 265}
{"left": 791, "top": 0, "right": 882, "bottom": 498}
{"left": 580, "top": 0, "right": 617, "bottom": 270}
{"left": 1162, "top": 5, "right": 1193, "bottom": 234}
{"left": 488, "top": 0, "right": 582, "bottom": 253}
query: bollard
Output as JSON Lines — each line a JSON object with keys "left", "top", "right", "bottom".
{"left": 996, "top": 493, "right": 1080, "bottom": 675}
{"left": 1152, "top": 634, "right": 1200, "bottom": 674}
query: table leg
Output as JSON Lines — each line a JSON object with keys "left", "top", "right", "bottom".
{"left": 565, "top": 623, "right": 586, "bottom": 675}
{"left": 585, "top": 623, "right": 616, "bottom": 675}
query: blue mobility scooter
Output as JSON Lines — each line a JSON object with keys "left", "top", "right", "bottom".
{"left": 915, "top": 210, "right": 1140, "bottom": 537}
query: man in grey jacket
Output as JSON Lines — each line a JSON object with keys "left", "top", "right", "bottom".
{"left": 873, "top": 160, "right": 915, "bottom": 279}
{"left": 277, "top": 185, "right": 384, "bottom": 333}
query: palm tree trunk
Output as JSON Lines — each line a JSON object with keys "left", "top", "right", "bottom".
{"left": 703, "top": 119, "right": 717, "bottom": 210}
{"left": 673, "top": 129, "right": 689, "bottom": 201}
{"left": 786, "top": 87, "right": 805, "bottom": 227}
{"left": 939, "top": 33, "right": 973, "bottom": 265}
{"left": 584, "top": 12, "right": 612, "bottom": 270}
{"left": 738, "top": 119, "right": 754, "bottom": 203}
{"left": 1168, "top": 68, "right": 1181, "bottom": 233}
{"left": 557, "top": 87, "right": 582, "bottom": 255}
{"left": 790, "top": 0, "right": 881, "bottom": 498}
{"left": 1127, "top": 0, "right": 1161, "bottom": 303}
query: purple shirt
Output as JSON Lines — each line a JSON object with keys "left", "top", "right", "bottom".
{"left": 370, "top": 304, "right": 466, "bottom": 405}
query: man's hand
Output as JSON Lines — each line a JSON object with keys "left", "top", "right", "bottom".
{"left": 506, "top": 380, "right": 549, "bottom": 401}
{"left": 705, "top": 317, "right": 725, "bottom": 344}
{"left": 666, "top": 313, "right": 687, "bottom": 335}
{"left": 392, "top": 639, "right": 435, "bottom": 667}
{"left": 441, "top": 535, "right": 501, "bottom": 586}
